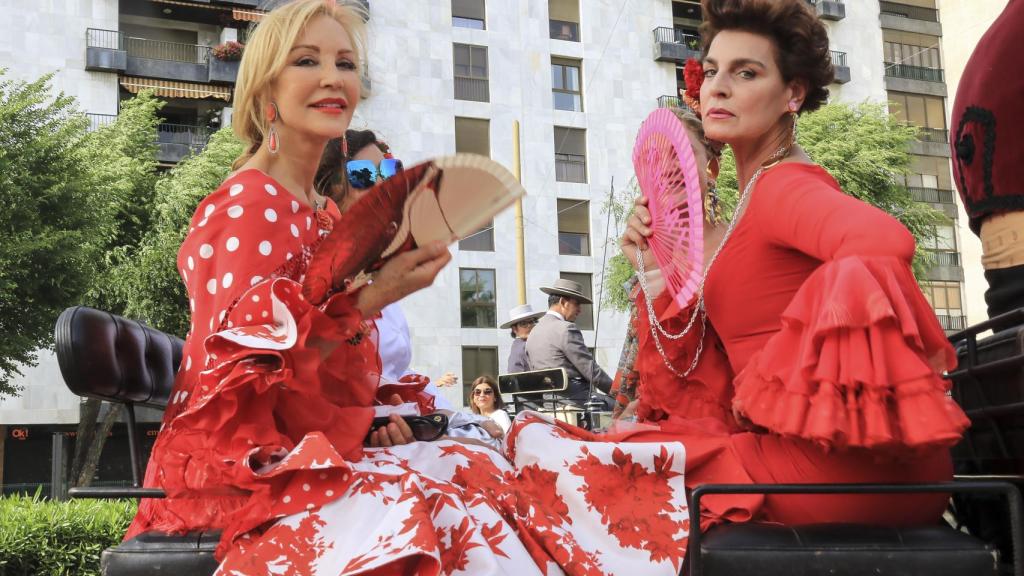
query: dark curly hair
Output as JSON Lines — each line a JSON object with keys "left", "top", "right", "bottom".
{"left": 699, "top": 0, "right": 833, "bottom": 113}
{"left": 314, "top": 129, "right": 391, "bottom": 204}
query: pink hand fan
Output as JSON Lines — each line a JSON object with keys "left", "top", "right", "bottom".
{"left": 632, "top": 108, "right": 704, "bottom": 308}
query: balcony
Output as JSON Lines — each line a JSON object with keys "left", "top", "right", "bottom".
{"left": 86, "top": 112, "right": 117, "bottom": 132}
{"left": 926, "top": 251, "right": 964, "bottom": 282}
{"left": 936, "top": 314, "right": 968, "bottom": 332}
{"left": 653, "top": 27, "right": 701, "bottom": 64}
{"left": 879, "top": 1, "right": 942, "bottom": 35}
{"left": 884, "top": 62, "right": 947, "bottom": 97}
{"left": 157, "top": 123, "right": 210, "bottom": 164}
{"left": 807, "top": 0, "right": 846, "bottom": 21}
{"left": 86, "top": 29, "right": 240, "bottom": 86}
{"left": 86, "top": 114, "right": 210, "bottom": 164}
{"left": 909, "top": 187, "right": 955, "bottom": 204}
{"left": 555, "top": 153, "right": 586, "bottom": 183}
{"left": 549, "top": 19, "right": 580, "bottom": 42}
{"left": 831, "top": 50, "right": 850, "bottom": 84}
{"left": 454, "top": 76, "right": 489, "bottom": 102}
{"left": 658, "top": 95, "right": 682, "bottom": 109}
{"left": 908, "top": 125, "right": 951, "bottom": 157}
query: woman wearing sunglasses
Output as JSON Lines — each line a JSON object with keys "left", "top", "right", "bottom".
{"left": 316, "top": 129, "right": 458, "bottom": 412}
{"left": 469, "top": 375, "right": 512, "bottom": 434}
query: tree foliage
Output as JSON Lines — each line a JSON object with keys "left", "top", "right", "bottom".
{"left": 105, "top": 127, "right": 244, "bottom": 337}
{"left": 77, "top": 92, "right": 163, "bottom": 313}
{"left": 0, "top": 71, "right": 103, "bottom": 396}
{"left": 602, "top": 102, "right": 948, "bottom": 311}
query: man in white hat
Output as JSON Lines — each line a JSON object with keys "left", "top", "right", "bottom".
{"left": 526, "top": 279, "right": 613, "bottom": 406}
{"left": 500, "top": 304, "right": 545, "bottom": 373}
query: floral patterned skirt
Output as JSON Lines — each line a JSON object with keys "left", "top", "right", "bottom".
{"left": 215, "top": 412, "right": 689, "bottom": 576}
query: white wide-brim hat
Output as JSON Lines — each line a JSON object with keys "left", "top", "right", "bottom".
{"left": 539, "top": 278, "right": 592, "bottom": 304}
{"left": 499, "top": 303, "right": 547, "bottom": 329}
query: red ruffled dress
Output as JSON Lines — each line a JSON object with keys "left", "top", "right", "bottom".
{"left": 124, "top": 169, "right": 383, "bottom": 557}
{"left": 632, "top": 163, "right": 970, "bottom": 526}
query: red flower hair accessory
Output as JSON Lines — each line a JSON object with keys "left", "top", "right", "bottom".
{"left": 681, "top": 58, "right": 704, "bottom": 115}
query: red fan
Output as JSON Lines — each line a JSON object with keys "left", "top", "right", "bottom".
{"left": 303, "top": 154, "right": 524, "bottom": 305}
{"left": 632, "top": 108, "right": 704, "bottom": 308}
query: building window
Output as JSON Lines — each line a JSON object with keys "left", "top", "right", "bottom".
{"left": 549, "top": 0, "right": 580, "bottom": 41}
{"left": 552, "top": 58, "right": 583, "bottom": 112}
{"left": 888, "top": 92, "right": 947, "bottom": 142}
{"left": 460, "top": 268, "right": 497, "bottom": 328}
{"left": 559, "top": 272, "right": 594, "bottom": 330}
{"left": 557, "top": 199, "right": 590, "bottom": 256}
{"left": 454, "top": 43, "right": 489, "bottom": 102}
{"left": 454, "top": 117, "right": 494, "bottom": 251}
{"left": 461, "top": 346, "right": 499, "bottom": 405}
{"left": 452, "top": 0, "right": 485, "bottom": 29}
{"left": 553, "top": 127, "right": 586, "bottom": 183}
{"left": 455, "top": 116, "right": 490, "bottom": 156}
{"left": 921, "top": 281, "right": 965, "bottom": 331}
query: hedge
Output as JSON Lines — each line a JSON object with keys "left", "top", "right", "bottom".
{"left": 0, "top": 493, "right": 135, "bottom": 576}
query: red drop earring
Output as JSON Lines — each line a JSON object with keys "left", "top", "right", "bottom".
{"left": 265, "top": 102, "right": 280, "bottom": 154}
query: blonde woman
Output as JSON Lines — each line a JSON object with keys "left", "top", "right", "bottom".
{"left": 124, "top": 0, "right": 450, "bottom": 563}
{"left": 124, "top": 2, "right": 691, "bottom": 573}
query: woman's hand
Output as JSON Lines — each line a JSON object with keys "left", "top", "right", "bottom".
{"left": 480, "top": 419, "right": 503, "bottom": 439}
{"left": 366, "top": 413, "right": 417, "bottom": 448}
{"left": 356, "top": 241, "right": 451, "bottom": 318}
{"left": 620, "top": 196, "right": 658, "bottom": 272}
{"left": 435, "top": 371, "right": 458, "bottom": 388}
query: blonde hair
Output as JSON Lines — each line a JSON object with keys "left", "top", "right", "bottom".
{"left": 231, "top": 0, "right": 367, "bottom": 169}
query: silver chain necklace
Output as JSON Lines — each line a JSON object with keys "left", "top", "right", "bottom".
{"left": 635, "top": 143, "right": 791, "bottom": 378}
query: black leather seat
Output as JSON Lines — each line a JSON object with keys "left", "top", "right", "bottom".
{"left": 699, "top": 523, "right": 998, "bottom": 576}
{"left": 100, "top": 532, "right": 220, "bottom": 576}
{"left": 54, "top": 306, "right": 220, "bottom": 576}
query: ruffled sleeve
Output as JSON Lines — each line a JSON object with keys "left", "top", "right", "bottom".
{"left": 633, "top": 290, "right": 738, "bottom": 431}
{"left": 724, "top": 165, "right": 970, "bottom": 451}
{"left": 129, "top": 171, "right": 382, "bottom": 559}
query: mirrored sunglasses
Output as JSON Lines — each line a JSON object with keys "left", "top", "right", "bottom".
{"left": 346, "top": 158, "right": 403, "bottom": 190}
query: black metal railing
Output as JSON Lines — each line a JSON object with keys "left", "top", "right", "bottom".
{"left": 884, "top": 62, "right": 944, "bottom": 82}
{"left": 157, "top": 123, "right": 210, "bottom": 149}
{"left": 830, "top": 50, "right": 848, "bottom": 67}
{"left": 909, "top": 187, "right": 956, "bottom": 204}
{"left": 879, "top": 1, "right": 939, "bottom": 22}
{"left": 937, "top": 314, "right": 968, "bottom": 331}
{"left": 549, "top": 19, "right": 580, "bottom": 42}
{"left": 125, "top": 36, "right": 210, "bottom": 64}
{"left": 932, "top": 251, "right": 961, "bottom": 267}
{"left": 555, "top": 153, "right": 586, "bottom": 183}
{"left": 454, "top": 76, "right": 489, "bottom": 102}
{"left": 86, "top": 28, "right": 122, "bottom": 50}
{"left": 653, "top": 27, "right": 701, "bottom": 50}
{"left": 86, "top": 28, "right": 210, "bottom": 64}
{"left": 658, "top": 95, "right": 682, "bottom": 108}
{"left": 917, "top": 126, "right": 949, "bottom": 143}
{"left": 86, "top": 113, "right": 117, "bottom": 132}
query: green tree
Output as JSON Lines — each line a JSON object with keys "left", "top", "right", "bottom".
{"left": 602, "top": 102, "right": 947, "bottom": 311}
{"left": 0, "top": 71, "right": 106, "bottom": 397}
{"left": 68, "top": 94, "right": 165, "bottom": 486}
{"left": 106, "top": 127, "right": 244, "bottom": 337}
{"left": 78, "top": 91, "right": 164, "bottom": 313}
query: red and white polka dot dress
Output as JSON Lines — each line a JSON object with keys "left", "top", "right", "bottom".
{"left": 126, "top": 170, "right": 692, "bottom": 575}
